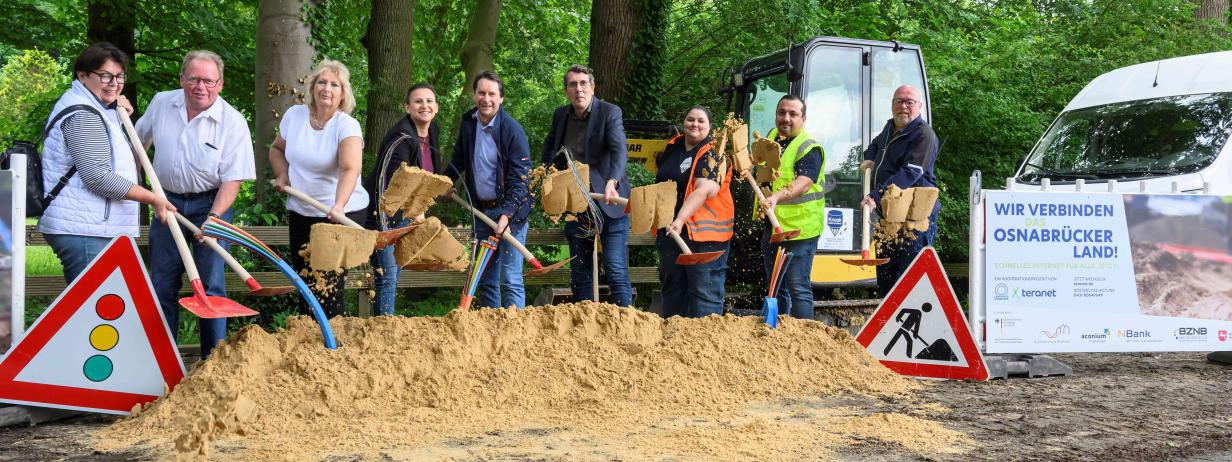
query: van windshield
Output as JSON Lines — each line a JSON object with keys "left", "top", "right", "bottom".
{"left": 1019, "top": 92, "right": 1232, "bottom": 182}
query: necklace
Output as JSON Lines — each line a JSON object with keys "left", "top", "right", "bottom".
{"left": 310, "top": 111, "right": 324, "bottom": 130}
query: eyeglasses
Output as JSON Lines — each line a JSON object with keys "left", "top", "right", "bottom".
{"left": 184, "top": 76, "right": 221, "bottom": 88}
{"left": 566, "top": 80, "right": 592, "bottom": 90}
{"left": 893, "top": 98, "right": 921, "bottom": 108}
{"left": 90, "top": 71, "right": 127, "bottom": 84}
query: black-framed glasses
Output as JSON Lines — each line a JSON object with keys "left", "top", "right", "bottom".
{"left": 566, "top": 80, "right": 592, "bottom": 90}
{"left": 90, "top": 71, "right": 127, "bottom": 84}
{"left": 893, "top": 98, "right": 921, "bottom": 108}
{"left": 184, "top": 76, "right": 220, "bottom": 88}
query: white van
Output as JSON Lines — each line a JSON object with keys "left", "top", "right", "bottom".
{"left": 1014, "top": 51, "right": 1232, "bottom": 193}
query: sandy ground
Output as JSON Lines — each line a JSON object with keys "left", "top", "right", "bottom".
{"left": 2, "top": 351, "right": 1230, "bottom": 462}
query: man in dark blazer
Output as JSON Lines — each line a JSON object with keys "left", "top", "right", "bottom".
{"left": 445, "top": 71, "right": 533, "bottom": 309}
{"left": 541, "top": 64, "right": 632, "bottom": 307}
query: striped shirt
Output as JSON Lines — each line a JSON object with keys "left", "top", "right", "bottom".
{"left": 59, "top": 111, "right": 134, "bottom": 200}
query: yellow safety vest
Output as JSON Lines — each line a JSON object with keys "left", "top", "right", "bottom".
{"left": 767, "top": 128, "right": 825, "bottom": 240}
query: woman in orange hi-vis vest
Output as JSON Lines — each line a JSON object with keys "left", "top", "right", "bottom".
{"left": 653, "top": 106, "right": 734, "bottom": 318}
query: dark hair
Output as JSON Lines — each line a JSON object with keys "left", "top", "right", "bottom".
{"left": 683, "top": 105, "right": 712, "bottom": 123}
{"left": 73, "top": 42, "right": 129, "bottom": 77}
{"left": 562, "top": 64, "right": 594, "bottom": 88}
{"left": 777, "top": 94, "right": 807, "bottom": 116}
{"left": 472, "top": 71, "right": 504, "bottom": 97}
{"left": 405, "top": 82, "right": 437, "bottom": 104}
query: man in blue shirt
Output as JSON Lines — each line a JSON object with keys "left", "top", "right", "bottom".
{"left": 444, "top": 71, "right": 533, "bottom": 308}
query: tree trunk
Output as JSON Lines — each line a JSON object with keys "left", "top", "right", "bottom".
{"left": 255, "top": 0, "right": 317, "bottom": 201}
{"left": 459, "top": 0, "right": 501, "bottom": 98}
{"left": 1193, "top": 0, "right": 1229, "bottom": 24}
{"left": 364, "top": 0, "right": 415, "bottom": 158}
{"left": 87, "top": 0, "right": 138, "bottom": 109}
{"left": 588, "top": 0, "right": 640, "bottom": 102}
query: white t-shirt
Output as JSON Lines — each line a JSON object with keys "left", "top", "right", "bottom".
{"left": 279, "top": 104, "right": 369, "bottom": 217}
{"left": 135, "top": 90, "right": 256, "bottom": 194}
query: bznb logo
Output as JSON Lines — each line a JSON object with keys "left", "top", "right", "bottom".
{"left": 1174, "top": 327, "right": 1208, "bottom": 341}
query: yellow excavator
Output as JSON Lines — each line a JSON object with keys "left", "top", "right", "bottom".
{"left": 626, "top": 37, "right": 933, "bottom": 292}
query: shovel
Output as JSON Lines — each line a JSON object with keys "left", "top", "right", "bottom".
{"left": 117, "top": 110, "right": 255, "bottom": 319}
{"left": 587, "top": 192, "right": 631, "bottom": 213}
{"left": 447, "top": 192, "right": 572, "bottom": 276}
{"left": 272, "top": 180, "right": 416, "bottom": 248}
{"left": 665, "top": 228, "right": 724, "bottom": 265}
{"left": 841, "top": 166, "right": 889, "bottom": 266}
{"left": 741, "top": 172, "right": 800, "bottom": 243}
{"left": 173, "top": 212, "right": 294, "bottom": 296}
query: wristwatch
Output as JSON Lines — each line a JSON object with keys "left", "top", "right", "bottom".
{"left": 208, "top": 212, "right": 221, "bottom": 219}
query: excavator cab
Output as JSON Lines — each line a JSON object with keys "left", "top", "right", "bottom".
{"left": 728, "top": 37, "right": 932, "bottom": 289}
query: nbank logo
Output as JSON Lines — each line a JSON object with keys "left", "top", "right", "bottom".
{"left": 1118, "top": 329, "right": 1151, "bottom": 338}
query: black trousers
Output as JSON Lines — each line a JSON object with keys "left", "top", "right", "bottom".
{"left": 288, "top": 209, "right": 368, "bottom": 318}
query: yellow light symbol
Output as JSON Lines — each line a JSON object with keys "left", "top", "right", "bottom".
{"left": 89, "top": 325, "right": 119, "bottom": 351}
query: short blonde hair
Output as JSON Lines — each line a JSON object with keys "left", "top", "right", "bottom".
{"left": 304, "top": 59, "right": 356, "bottom": 114}
{"left": 182, "top": 50, "right": 224, "bottom": 79}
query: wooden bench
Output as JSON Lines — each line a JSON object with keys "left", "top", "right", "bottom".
{"left": 23, "top": 225, "right": 660, "bottom": 303}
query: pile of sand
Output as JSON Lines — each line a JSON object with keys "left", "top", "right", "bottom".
{"left": 95, "top": 303, "right": 966, "bottom": 461}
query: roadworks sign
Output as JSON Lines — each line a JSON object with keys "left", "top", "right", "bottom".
{"left": 0, "top": 236, "right": 185, "bottom": 414}
{"left": 855, "top": 247, "right": 989, "bottom": 381}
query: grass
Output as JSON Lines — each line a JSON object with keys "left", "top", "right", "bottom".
{"left": 26, "top": 246, "right": 61, "bottom": 276}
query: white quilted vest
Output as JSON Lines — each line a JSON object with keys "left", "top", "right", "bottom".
{"left": 37, "top": 80, "right": 140, "bottom": 238}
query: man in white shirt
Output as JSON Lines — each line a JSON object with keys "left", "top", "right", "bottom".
{"left": 135, "top": 50, "right": 255, "bottom": 359}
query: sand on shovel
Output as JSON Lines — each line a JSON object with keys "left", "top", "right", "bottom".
{"left": 393, "top": 216, "right": 467, "bottom": 271}
{"left": 541, "top": 162, "right": 590, "bottom": 216}
{"left": 379, "top": 165, "right": 453, "bottom": 218}
{"left": 629, "top": 181, "right": 677, "bottom": 234}
{"left": 307, "top": 223, "right": 377, "bottom": 271}
{"left": 95, "top": 303, "right": 971, "bottom": 462}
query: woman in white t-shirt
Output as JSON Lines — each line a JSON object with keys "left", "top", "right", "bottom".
{"left": 269, "top": 59, "right": 369, "bottom": 318}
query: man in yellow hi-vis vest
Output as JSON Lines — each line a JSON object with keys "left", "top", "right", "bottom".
{"left": 762, "top": 95, "right": 825, "bottom": 319}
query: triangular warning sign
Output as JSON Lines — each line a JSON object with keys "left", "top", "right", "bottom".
{"left": 0, "top": 236, "right": 185, "bottom": 414}
{"left": 855, "top": 247, "right": 989, "bottom": 381}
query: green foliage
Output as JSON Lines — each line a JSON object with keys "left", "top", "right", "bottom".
{"left": 617, "top": 0, "right": 670, "bottom": 120}
{"left": 0, "top": 49, "right": 68, "bottom": 147}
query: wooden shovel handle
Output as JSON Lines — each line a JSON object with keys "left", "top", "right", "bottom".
{"left": 117, "top": 109, "right": 201, "bottom": 282}
{"left": 666, "top": 229, "right": 693, "bottom": 255}
{"left": 447, "top": 193, "right": 536, "bottom": 261}
{"left": 270, "top": 179, "right": 364, "bottom": 229}
{"left": 587, "top": 192, "right": 628, "bottom": 206}
{"left": 861, "top": 166, "right": 873, "bottom": 257}
{"left": 744, "top": 173, "right": 785, "bottom": 231}
{"left": 173, "top": 212, "right": 253, "bottom": 280}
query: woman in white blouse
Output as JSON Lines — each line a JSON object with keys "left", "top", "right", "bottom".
{"left": 269, "top": 59, "right": 369, "bottom": 318}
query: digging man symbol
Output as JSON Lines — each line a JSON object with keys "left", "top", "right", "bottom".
{"left": 884, "top": 302, "right": 931, "bottom": 358}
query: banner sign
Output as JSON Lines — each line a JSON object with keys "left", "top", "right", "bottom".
{"left": 984, "top": 191, "right": 1232, "bottom": 353}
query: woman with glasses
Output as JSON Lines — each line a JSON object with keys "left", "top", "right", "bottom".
{"left": 38, "top": 42, "right": 176, "bottom": 283}
{"left": 269, "top": 59, "right": 369, "bottom": 319}
{"left": 653, "top": 106, "right": 734, "bottom": 318}
{"left": 362, "top": 83, "right": 442, "bottom": 315}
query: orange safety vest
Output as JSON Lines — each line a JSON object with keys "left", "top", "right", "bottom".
{"left": 668, "top": 135, "right": 734, "bottom": 242}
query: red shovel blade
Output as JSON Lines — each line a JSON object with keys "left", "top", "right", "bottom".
{"left": 243, "top": 278, "right": 295, "bottom": 297}
{"left": 180, "top": 280, "right": 258, "bottom": 318}
{"left": 524, "top": 256, "right": 575, "bottom": 276}
{"left": 676, "top": 250, "right": 724, "bottom": 266}
{"left": 374, "top": 224, "right": 417, "bottom": 249}
{"left": 770, "top": 228, "right": 801, "bottom": 243}
{"left": 840, "top": 249, "right": 889, "bottom": 266}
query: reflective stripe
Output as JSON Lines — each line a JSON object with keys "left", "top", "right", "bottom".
{"left": 690, "top": 218, "right": 734, "bottom": 226}
{"left": 690, "top": 225, "right": 734, "bottom": 233}
{"left": 779, "top": 191, "right": 825, "bottom": 205}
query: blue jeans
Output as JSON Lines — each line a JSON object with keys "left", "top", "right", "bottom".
{"left": 564, "top": 214, "right": 632, "bottom": 306}
{"left": 472, "top": 208, "right": 528, "bottom": 309}
{"left": 761, "top": 233, "right": 819, "bottom": 320}
{"left": 149, "top": 191, "right": 230, "bottom": 359}
{"left": 876, "top": 212, "right": 939, "bottom": 297}
{"left": 45, "top": 234, "right": 115, "bottom": 284}
{"left": 656, "top": 233, "right": 729, "bottom": 318}
{"left": 370, "top": 217, "right": 410, "bottom": 316}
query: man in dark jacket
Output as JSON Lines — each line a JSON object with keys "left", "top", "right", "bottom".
{"left": 445, "top": 71, "right": 533, "bottom": 308}
{"left": 541, "top": 65, "right": 632, "bottom": 306}
{"left": 860, "top": 85, "right": 941, "bottom": 296}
